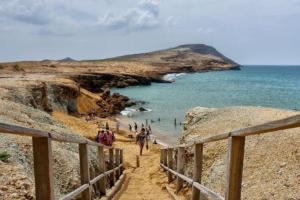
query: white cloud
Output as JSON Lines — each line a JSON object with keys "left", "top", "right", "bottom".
{"left": 97, "top": 0, "right": 160, "bottom": 31}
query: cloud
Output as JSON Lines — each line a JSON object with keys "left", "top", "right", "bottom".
{"left": 97, "top": 0, "right": 160, "bottom": 31}
{"left": 0, "top": 0, "right": 51, "bottom": 25}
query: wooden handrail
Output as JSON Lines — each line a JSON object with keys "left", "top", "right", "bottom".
{"left": 177, "top": 114, "right": 300, "bottom": 147}
{"left": 160, "top": 114, "right": 300, "bottom": 200}
{"left": 0, "top": 121, "right": 124, "bottom": 200}
{"left": 0, "top": 122, "right": 113, "bottom": 148}
{"left": 160, "top": 164, "right": 224, "bottom": 200}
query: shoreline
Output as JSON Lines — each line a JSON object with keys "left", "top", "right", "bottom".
{"left": 115, "top": 115, "right": 178, "bottom": 146}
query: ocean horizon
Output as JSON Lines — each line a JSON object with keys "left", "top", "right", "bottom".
{"left": 112, "top": 65, "right": 300, "bottom": 136}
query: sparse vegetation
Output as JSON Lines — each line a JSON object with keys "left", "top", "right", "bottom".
{"left": 0, "top": 151, "right": 11, "bottom": 162}
{"left": 13, "top": 64, "right": 21, "bottom": 71}
{"left": 0, "top": 64, "right": 4, "bottom": 70}
{"left": 50, "top": 64, "right": 56, "bottom": 68}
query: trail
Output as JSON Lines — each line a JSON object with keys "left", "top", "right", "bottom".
{"left": 114, "top": 138, "right": 171, "bottom": 200}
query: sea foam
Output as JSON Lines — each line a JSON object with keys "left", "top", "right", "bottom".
{"left": 163, "top": 73, "right": 187, "bottom": 81}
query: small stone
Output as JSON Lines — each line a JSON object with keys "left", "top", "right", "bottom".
{"left": 283, "top": 183, "right": 290, "bottom": 187}
{"left": 280, "top": 162, "right": 287, "bottom": 167}
{"left": 0, "top": 186, "right": 8, "bottom": 191}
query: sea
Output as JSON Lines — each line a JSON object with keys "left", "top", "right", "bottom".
{"left": 112, "top": 66, "right": 300, "bottom": 136}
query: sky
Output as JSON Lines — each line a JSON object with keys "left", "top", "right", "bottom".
{"left": 0, "top": 0, "right": 300, "bottom": 65}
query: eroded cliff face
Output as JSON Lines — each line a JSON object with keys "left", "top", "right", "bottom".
{"left": 0, "top": 75, "right": 131, "bottom": 199}
{"left": 180, "top": 106, "right": 300, "bottom": 200}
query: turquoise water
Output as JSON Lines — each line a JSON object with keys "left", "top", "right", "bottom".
{"left": 112, "top": 66, "right": 300, "bottom": 136}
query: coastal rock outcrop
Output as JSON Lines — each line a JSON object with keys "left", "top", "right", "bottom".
{"left": 180, "top": 106, "right": 300, "bottom": 200}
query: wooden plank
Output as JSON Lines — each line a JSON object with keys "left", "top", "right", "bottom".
{"left": 136, "top": 155, "right": 140, "bottom": 167}
{"left": 160, "top": 149, "right": 163, "bottom": 164}
{"left": 176, "top": 147, "right": 185, "bottom": 193}
{"left": 79, "top": 144, "right": 91, "bottom": 200}
{"left": 225, "top": 136, "right": 245, "bottom": 200}
{"left": 232, "top": 114, "right": 300, "bottom": 137}
{"left": 163, "top": 149, "right": 168, "bottom": 171}
{"left": 167, "top": 148, "right": 173, "bottom": 183}
{"left": 59, "top": 184, "right": 89, "bottom": 200}
{"left": 115, "top": 149, "right": 120, "bottom": 179}
{"left": 109, "top": 148, "right": 115, "bottom": 187}
{"left": 90, "top": 174, "right": 105, "bottom": 185}
{"left": 97, "top": 146, "right": 106, "bottom": 195}
{"left": 160, "top": 164, "right": 223, "bottom": 200}
{"left": 32, "top": 137, "right": 54, "bottom": 200}
{"left": 120, "top": 149, "right": 124, "bottom": 174}
{"left": 193, "top": 182, "right": 224, "bottom": 200}
{"left": 192, "top": 143, "right": 203, "bottom": 200}
{"left": 0, "top": 122, "right": 49, "bottom": 137}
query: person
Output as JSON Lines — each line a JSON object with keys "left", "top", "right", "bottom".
{"left": 99, "top": 130, "right": 108, "bottom": 145}
{"left": 141, "top": 123, "right": 145, "bottom": 128}
{"left": 107, "top": 131, "right": 115, "bottom": 146}
{"left": 96, "top": 130, "right": 101, "bottom": 143}
{"left": 145, "top": 128, "right": 150, "bottom": 150}
{"left": 148, "top": 125, "right": 152, "bottom": 134}
{"left": 174, "top": 118, "right": 177, "bottom": 126}
{"left": 134, "top": 122, "right": 138, "bottom": 132}
{"left": 129, "top": 124, "right": 132, "bottom": 132}
{"left": 105, "top": 122, "right": 110, "bottom": 130}
{"left": 158, "top": 118, "right": 160, "bottom": 122}
{"left": 136, "top": 128, "right": 147, "bottom": 155}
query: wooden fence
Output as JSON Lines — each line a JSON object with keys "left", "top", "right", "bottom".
{"left": 160, "top": 114, "right": 300, "bottom": 200}
{"left": 0, "top": 122, "right": 124, "bottom": 200}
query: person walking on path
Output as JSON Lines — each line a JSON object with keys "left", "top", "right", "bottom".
{"left": 136, "top": 128, "right": 147, "bottom": 155}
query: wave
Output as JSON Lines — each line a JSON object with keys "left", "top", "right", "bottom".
{"left": 163, "top": 73, "right": 187, "bottom": 81}
{"left": 120, "top": 107, "right": 152, "bottom": 117}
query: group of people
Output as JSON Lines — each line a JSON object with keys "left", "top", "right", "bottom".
{"left": 95, "top": 122, "right": 115, "bottom": 146}
{"left": 128, "top": 122, "right": 153, "bottom": 155}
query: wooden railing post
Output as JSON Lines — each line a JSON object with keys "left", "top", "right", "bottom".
{"left": 167, "top": 148, "right": 173, "bottom": 183}
{"left": 225, "top": 136, "right": 245, "bottom": 200}
{"left": 176, "top": 147, "right": 185, "bottom": 193}
{"left": 192, "top": 143, "right": 203, "bottom": 200}
{"left": 79, "top": 143, "right": 91, "bottom": 200}
{"left": 97, "top": 146, "right": 106, "bottom": 196}
{"left": 163, "top": 149, "right": 168, "bottom": 170}
{"left": 160, "top": 149, "right": 163, "bottom": 164}
{"left": 32, "top": 137, "right": 54, "bottom": 200}
{"left": 120, "top": 149, "right": 124, "bottom": 174}
{"left": 115, "top": 149, "right": 120, "bottom": 179}
{"left": 109, "top": 148, "right": 115, "bottom": 186}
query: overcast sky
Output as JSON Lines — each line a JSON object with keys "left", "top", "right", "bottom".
{"left": 0, "top": 0, "right": 300, "bottom": 64}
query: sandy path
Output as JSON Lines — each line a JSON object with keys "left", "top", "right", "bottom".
{"left": 53, "top": 112, "right": 171, "bottom": 200}
{"left": 114, "top": 139, "right": 171, "bottom": 200}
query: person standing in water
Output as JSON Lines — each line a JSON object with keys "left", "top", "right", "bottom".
{"left": 136, "top": 128, "right": 147, "bottom": 155}
{"left": 129, "top": 124, "right": 132, "bottom": 132}
{"left": 134, "top": 122, "right": 138, "bottom": 132}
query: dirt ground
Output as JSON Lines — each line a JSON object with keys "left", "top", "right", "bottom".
{"left": 53, "top": 111, "right": 176, "bottom": 200}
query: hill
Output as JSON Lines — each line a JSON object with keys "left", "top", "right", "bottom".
{"left": 103, "top": 44, "right": 240, "bottom": 71}
{"left": 0, "top": 44, "right": 239, "bottom": 77}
